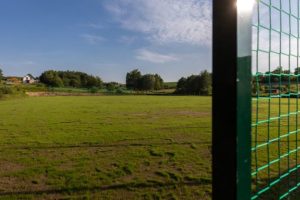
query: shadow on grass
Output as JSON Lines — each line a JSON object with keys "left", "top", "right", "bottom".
{"left": 252, "top": 167, "right": 300, "bottom": 199}
{"left": 0, "top": 179, "right": 211, "bottom": 196}
{"left": 0, "top": 141, "right": 211, "bottom": 150}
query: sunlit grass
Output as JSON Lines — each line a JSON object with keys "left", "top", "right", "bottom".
{"left": 0, "top": 96, "right": 211, "bottom": 199}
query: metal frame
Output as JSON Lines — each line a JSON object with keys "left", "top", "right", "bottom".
{"left": 213, "top": 0, "right": 252, "bottom": 199}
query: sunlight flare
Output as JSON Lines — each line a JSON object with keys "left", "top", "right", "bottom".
{"left": 237, "top": 0, "right": 255, "bottom": 12}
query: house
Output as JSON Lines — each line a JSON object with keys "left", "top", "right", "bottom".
{"left": 268, "top": 88, "right": 280, "bottom": 94}
{"left": 4, "top": 76, "right": 22, "bottom": 85}
{"left": 23, "top": 74, "right": 37, "bottom": 84}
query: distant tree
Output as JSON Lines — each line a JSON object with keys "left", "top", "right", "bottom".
{"left": 106, "top": 82, "right": 120, "bottom": 91}
{"left": 86, "top": 76, "right": 102, "bottom": 88}
{"left": 270, "top": 66, "right": 283, "bottom": 82}
{"left": 126, "top": 69, "right": 142, "bottom": 90}
{"left": 40, "top": 70, "right": 102, "bottom": 88}
{"left": 154, "top": 74, "right": 163, "bottom": 90}
{"left": 140, "top": 74, "right": 156, "bottom": 90}
{"left": 199, "top": 70, "right": 212, "bottom": 95}
{"left": 89, "top": 87, "right": 99, "bottom": 93}
{"left": 62, "top": 77, "right": 71, "bottom": 86}
{"left": 267, "top": 67, "right": 292, "bottom": 82}
{"left": 69, "top": 78, "right": 81, "bottom": 88}
{"left": 175, "top": 71, "right": 212, "bottom": 95}
{"left": 186, "top": 75, "right": 200, "bottom": 95}
{"left": 0, "top": 69, "right": 3, "bottom": 82}
{"left": 39, "top": 70, "right": 64, "bottom": 87}
{"left": 272, "top": 66, "right": 283, "bottom": 74}
{"left": 176, "top": 77, "right": 187, "bottom": 94}
{"left": 282, "top": 69, "right": 291, "bottom": 82}
{"left": 295, "top": 67, "right": 300, "bottom": 75}
{"left": 126, "top": 69, "right": 164, "bottom": 91}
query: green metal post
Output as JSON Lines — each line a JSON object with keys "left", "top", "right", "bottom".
{"left": 213, "top": 0, "right": 253, "bottom": 199}
{"left": 237, "top": 1, "right": 253, "bottom": 199}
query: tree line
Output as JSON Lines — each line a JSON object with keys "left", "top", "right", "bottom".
{"left": 0, "top": 68, "right": 213, "bottom": 96}
{"left": 39, "top": 70, "right": 102, "bottom": 88}
{"left": 256, "top": 66, "right": 300, "bottom": 83}
{"left": 0, "top": 69, "right": 3, "bottom": 82}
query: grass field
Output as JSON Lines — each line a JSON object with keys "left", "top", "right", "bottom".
{"left": 0, "top": 96, "right": 211, "bottom": 199}
{"left": 252, "top": 98, "right": 300, "bottom": 199}
{"left": 2, "top": 95, "right": 299, "bottom": 199}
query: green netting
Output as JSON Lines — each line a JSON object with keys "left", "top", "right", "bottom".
{"left": 252, "top": 0, "right": 300, "bottom": 199}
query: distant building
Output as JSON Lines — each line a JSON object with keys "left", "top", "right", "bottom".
{"left": 23, "top": 74, "right": 37, "bottom": 84}
{"left": 266, "top": 88, "right": 279, "bottom": 94}
{"left": 4, "top": 76, "right": 22, "bottom": 85}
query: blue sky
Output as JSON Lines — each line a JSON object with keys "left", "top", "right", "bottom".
{"left": 0, "top": 0, "right": 211, "bottom": 82}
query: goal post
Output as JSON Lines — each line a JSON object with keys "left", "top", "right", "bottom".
{"left": 213, "top": 0, "right": 253, "bottom": 199}
{"left": 214, "top": 0, "right": 300, "bottom": 199}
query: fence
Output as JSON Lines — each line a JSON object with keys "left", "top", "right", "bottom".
{"left": 251, "top": 0, "right": 300, "bottom": 199}
{"left": 213, "top": 0, "right": 300, "bottom": 199}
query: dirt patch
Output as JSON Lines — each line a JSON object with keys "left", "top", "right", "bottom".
{"left": 26, "top": 92, "right": 103, "bottom": 97}
{"left": 171, "top": 111, "right": 210, "bottom": 117}
{"left": 134, "top": 110, "right": 210, "bottom": 117}
{"left": 0, "top": 161, "right": 24, "bottom": 174}
{"left": 0, "top": 176, "right": 50, "bottom": 192}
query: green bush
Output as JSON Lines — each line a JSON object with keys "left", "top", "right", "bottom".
{"left": 0, "top": 86, "right": 14, "bottom": 95}
{"left": 116, "top": 88, "right": 125, "bottom": 94}
{"left": 89, "top": 87, "right": 99, "bottom": 94}
{"left": 0, "top": 86, "right": 25, "bottom": 98}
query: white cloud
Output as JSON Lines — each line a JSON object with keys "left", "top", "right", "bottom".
{"left": 252, "top": 3, "right": 298, "bottom": 74}
{"left": 105, "top": 0, "right": 211, "bottom": 46}
{"left": 136, "top": 49, "right": 179, "bottom": 63}
{"left": 81, "top": 34, "right": 105, "bottom": 44}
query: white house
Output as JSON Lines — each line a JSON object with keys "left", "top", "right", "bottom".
{"left": 23, "top": 74, "right": 37, "bottom": 84}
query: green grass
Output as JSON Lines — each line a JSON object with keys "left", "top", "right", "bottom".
{"left": 17, "top": 84, "right": 176, "bottom": 95}
{"left": 163, "top": 82, "right": 177, "bottom": 89}
{"left": 0, "top": 96, "right": 211, "bottom": 199}
{"left": 2, "top": 95, "right": 297, "bottom": 199}
{"left": 252, "top": 98, "right": 300, "bottom": 199}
